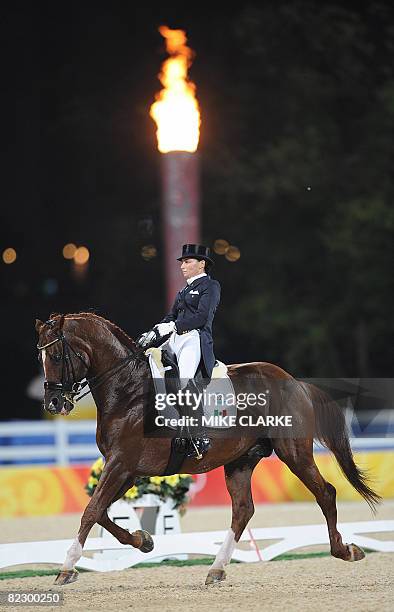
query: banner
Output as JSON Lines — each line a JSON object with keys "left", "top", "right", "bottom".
{"left": 0, "top": 451, "right": 393, "bottom": 517}
{"left": 191, "top": 451, "right": 394, "bottom": 505}
{"left": 0, "top": 466, "right": 90, "bottom": 517}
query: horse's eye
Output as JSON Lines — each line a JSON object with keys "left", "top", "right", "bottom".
{"left": 53, "top": 353, "right": 62, "bottom": 363}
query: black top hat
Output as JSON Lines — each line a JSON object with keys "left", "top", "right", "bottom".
{"left": 177, "top": 244, "right": 214, "bottom": 265}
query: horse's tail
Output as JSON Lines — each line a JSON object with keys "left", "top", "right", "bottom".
{"left": 305, "top": 382, "right": 381, "bottom": 512}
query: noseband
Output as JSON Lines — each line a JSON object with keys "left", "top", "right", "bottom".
{"left": 37, "top": 321, "right": 146, "bottom": 408}
{"left": 37, "top": 331, "right": 90, "bottom": 408}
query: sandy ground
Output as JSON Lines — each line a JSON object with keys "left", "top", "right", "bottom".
{"left": 0, "top": 554, "right": 393, "bottom": 612}
{"left": 1, "top": 501, "right": 393, "bottom": 611}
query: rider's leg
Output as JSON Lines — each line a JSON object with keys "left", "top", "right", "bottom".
{"left": 170, "top": 331, "right": 209, "bottom": 459}
{"left": 169, "top": 329, "right": 201, "bottom": 387}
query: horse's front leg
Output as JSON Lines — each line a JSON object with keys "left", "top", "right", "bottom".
{"left": 54, "top": 458, "right": 144, "bottom": 585}
{"left": 98, "top": 510, "right": 154, "bottom": 550}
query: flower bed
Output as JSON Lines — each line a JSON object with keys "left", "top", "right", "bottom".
{"left": 85, "top": 457, "right": 193, "bottom": 515}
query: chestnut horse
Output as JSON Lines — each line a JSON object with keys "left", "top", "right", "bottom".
{"left": 35, "top": 312, "right": 380, "bottom": 586}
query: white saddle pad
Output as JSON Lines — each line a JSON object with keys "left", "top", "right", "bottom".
{"left": 145, "top": 348, "right": 237, "bottom": 428}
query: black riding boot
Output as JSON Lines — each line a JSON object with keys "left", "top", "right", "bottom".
{"left": 174, "top": 380, "right": 210, "bottom": 460}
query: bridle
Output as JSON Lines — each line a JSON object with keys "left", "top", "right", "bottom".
{"left": 37, "top": 323, "right": 146, "bottom": 409}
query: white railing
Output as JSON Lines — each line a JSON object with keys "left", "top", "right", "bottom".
{"left": 0, "top": 420, "right": 98, "bottom": 466}
{"left": 0, "top": 521, "right": 393, "bottom": 571}
{"left": 0, "top": 413, "right": 393, "bottom": 467}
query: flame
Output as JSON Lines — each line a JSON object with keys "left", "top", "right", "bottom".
{"left": 150, "top": 25, "right": 200, "bottom": 153}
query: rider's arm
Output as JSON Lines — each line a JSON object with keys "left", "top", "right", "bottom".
{"left": 175, "top": 281, "right": 220, "bottom": 334}
{"left": 138, "top": 296, "right": 178, "bottom": 346}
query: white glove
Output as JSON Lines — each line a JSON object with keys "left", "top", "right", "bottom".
{"left": 155, "top": 321, "right": 176, "bottom": 338}
{"left": 137, "top": 330, "right": 156, "bottom": 347}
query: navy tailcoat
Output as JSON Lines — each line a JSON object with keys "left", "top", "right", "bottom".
{"left": 161, "top": 275, "right": 221, "bottom": 378}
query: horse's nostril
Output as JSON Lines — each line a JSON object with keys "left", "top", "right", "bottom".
{"left": 51, "top": 397, "right": 58, "bottom": 406}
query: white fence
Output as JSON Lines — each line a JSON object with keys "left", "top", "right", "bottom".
{"left": 0, "top": 420, "right": 98, "bottom": 466}
{"left": 0, "top": 413, "right": 393, "bottom": 466}
{"left": 0, "top": 521, "right": 393, "bottom": 571}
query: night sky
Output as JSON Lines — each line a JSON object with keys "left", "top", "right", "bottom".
{"left": 1, "top": 4, "right": 239, "bottom": 419}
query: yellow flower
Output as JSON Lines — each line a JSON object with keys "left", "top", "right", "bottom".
{"left": 88, "top": 476, "right": 98, "bottom": 487}
{"left": 164, "top": 475, "right": 180, "bottom": 487}
{"left": 149, "top": 476, "right": 165, "bottom": 485}
{"left": 124, "top": 485, "right": 139, "bottom": 499}
{"left": 91, "top": 457, "right": 104, "bottom": 473}
{"left": 178, "top": 474, "right": 191, "bottom": 479}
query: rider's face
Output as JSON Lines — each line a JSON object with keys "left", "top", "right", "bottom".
{"left": 180, "top": 257, "right": 205, "bottom": 279}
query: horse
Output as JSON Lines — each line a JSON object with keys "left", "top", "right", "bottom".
{"left": 35, "top": 312, "right": 381, "bottom": 586}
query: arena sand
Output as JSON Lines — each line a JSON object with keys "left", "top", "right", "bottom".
{"left": 1, "top": 501, "right": 393, "bottom": 611}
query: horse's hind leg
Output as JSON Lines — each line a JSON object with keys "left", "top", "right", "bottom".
{"left": 275, "top": 439, "right": 365, "bottom": 561}
{"left": 205, "top": 455, "right": 260, "bottom": 585}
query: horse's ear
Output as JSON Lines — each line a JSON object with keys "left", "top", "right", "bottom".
{"left": 35, "top": 319, "right": 44, "bottom": 333}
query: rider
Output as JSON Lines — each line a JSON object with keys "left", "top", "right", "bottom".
{"left": 140, "top": 244, "right": 221, "bottom": 459}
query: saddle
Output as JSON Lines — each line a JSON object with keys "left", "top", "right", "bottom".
{"left": 145, "top": 347, "right": 236, "bottom": 463}
{"left": 144, "top": 348, "right": 273, "bottom": 473}
{"left": 145, "top": 347, "right": 237, "bottom": 428}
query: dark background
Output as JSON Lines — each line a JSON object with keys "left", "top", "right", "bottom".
{"left": 1, "top": 2, "right": 393, "bottom": 420}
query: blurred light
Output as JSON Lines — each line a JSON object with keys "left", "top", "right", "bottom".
{"left": 141, "top": 244, "right": 157, "bottom": 261}
{"left": 213, "top": 239, "right": 229, "bottom": 255}
{"left": 138, "top": 217, "right": 154, "bottom": 236}
{"left": 63, "top": 243, "right": 77, "bottom": 259}
{"left": 74, "top": 246, "right": 90, "bottom": 265}
{"left": 2, "top": 247, "right": 17, "bottom": 264}
{"left": 225, "top": 246, "right": 241, "bottom": 262}
{"left": 42, "top": 278, "right": 58, "bottom": 296}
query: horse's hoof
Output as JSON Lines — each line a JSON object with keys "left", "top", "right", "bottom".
{"left": 205, "top": 569, "right": 226, "bottom": 585}
{"left": 54, "top": 569, "right": 79, "bottom": 585}
{"left": 347, "top": 543, "right": 365, "bottom": 561}
{"left": 133, "top": 529, "right": 154, "bottom": 553}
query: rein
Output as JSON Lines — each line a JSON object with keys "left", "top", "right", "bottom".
{"left": 37, "top": 330, "right": 146, "bottom": 407}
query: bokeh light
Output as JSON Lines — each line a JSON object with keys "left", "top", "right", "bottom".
{"left": 2, "top": 247, "right": 17, "bottom": 264}
{"left": 213, "top": 239, "right": 229, "bottom": 255}
{"left": 74, "top": 246, "right": 90, "bottom": 265}
{"left": 141, "top": 244, "right": 157, "bottom": 261}
{"left": 225, "top": 246, "right": 241, "bottom": 262}
{"left": 63, "top": 243, "right": 77, "bottom": 259}
{"left": 42, "top": 278, "right": 58, "bottom": 296}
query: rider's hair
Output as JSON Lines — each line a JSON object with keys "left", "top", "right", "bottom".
{"left": 203, "top": 260, "right": 212, "bottom": 274}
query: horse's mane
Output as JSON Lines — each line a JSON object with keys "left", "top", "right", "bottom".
{"left": 49, "top": 311, "right": 137, "bottom": 352}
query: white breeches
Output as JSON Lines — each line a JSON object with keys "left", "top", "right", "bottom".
{"left": 162, "top": 330, "right": 201, "bottom": 387}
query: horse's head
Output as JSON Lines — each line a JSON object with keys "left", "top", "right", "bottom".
{"left": 35, "top": 315, "right": 91, "bottom": 416}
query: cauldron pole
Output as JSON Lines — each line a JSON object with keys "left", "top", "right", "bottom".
{"left": 161, "top": 151, "right": 200, "bottom": 309}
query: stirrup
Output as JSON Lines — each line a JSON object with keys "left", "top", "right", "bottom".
{"left": 174, "top": 437, "right": 210, "bottom": 460}
{"left": 187, "top": 437, "right": 210, "bottom": 460}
